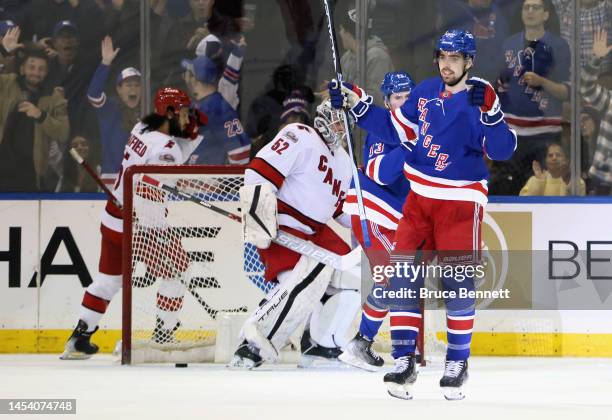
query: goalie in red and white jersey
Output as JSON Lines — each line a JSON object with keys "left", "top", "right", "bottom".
{"left": 61, "top": 87, "right": 207, "bottom": 360}
{"left": 231, "top": 99, "right": 361, "bottom": 368}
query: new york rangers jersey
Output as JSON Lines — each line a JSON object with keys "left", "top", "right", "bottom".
{"left": 245, "top": 123, "right": 352, "bottom": 235}
{"left": 358, "top": 77, "right": 517, "bottom": 205}
{"left": 101, "top": 122, "right": 203, "bottom": 235}
{"left": 344, "top": 132, "right": 410, "bottom": 230}
{"left": 187, "top": 92, "right": 251, "bottom": 165}
{"left": 499, "top": 31, "right": 570, "bottom": 136}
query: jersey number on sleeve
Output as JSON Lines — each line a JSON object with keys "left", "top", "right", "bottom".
{"left": 271, "top": 138, "right": 290, "bottom": 155}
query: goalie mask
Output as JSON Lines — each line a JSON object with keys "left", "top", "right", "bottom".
{"left": 314, "top": 99, "right": 353, "bottom": 150}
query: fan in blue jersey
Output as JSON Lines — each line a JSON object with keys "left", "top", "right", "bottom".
{"left": 340, "top": 71, "right": 418, "bottom": 372}
{"left": 181, "top": 55, "right": 251, "bottom": 164}
{"left": 329, "top": 29, "right": 517, "bottom": 400}
{"left": 87, "top": 36, "right": 142, "bottom": 187}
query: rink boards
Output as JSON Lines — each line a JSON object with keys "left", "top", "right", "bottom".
{"left": 1, "top": 196, "right": 612, "bottom": 357}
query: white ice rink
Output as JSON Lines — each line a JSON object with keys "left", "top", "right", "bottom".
{"left": 1, "top": 355, "right": 611, "bottom": 420}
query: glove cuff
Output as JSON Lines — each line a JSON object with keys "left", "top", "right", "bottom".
{"left": 481, "top": 109, "right": 504, "bottom": 126}
{"left": 349, "top": 94, "right": 372, "bottom": 121}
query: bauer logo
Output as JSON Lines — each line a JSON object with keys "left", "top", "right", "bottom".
{"left": 479, "top": 211, "right": 532, "bottom": 309}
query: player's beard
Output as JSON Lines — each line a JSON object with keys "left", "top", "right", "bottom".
{"left": 168, "top": 117, "right": 184, "bottom": 137}
{"left": 440, "top": 66, "right": 468, "bottom": 87}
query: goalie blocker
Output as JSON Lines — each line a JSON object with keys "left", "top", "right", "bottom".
{"left": 239, "top": 183, "right": 278, "bottom": 249}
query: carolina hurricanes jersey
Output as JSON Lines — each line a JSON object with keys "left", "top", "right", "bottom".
{"left": 245, "top": 123, "right": 352, "bottom": 235}
{"left": 101, "top": 122, "right": 203, "bottom": 234}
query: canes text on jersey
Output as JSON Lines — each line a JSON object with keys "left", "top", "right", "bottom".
{"left": 318, "top": 155, "right": 345, "bottom": 207}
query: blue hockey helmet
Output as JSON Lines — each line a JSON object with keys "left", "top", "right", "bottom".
{"left": 380, "top": 71, "right": 416, "bottom": 99}
{"left": 436, "top": 29, "right": 477, "bottom": 59}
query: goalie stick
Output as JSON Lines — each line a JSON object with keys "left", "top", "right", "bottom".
{"left": 140, "top": 174, "right": 362, "bottom": 277}
{"left": 322, "top": 0, "right": 371, "bottom": 248}
{"left": 68, "top": 148, "right": 247, "bottom": 319}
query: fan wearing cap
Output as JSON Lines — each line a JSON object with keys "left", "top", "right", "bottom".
{"left": 87, "top": 35, "right": 143, "bottom": 187}
{"left": 61, "top": 86, "right": 207, "bottom": 360}
{"left": 181, "top": 55, "right": 251, "bottom": 165}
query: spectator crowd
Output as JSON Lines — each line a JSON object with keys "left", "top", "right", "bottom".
{"left": 0, "top": 0, "right": 609, "bottom": 196}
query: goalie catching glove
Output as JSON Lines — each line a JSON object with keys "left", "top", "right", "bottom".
{"left": 239, "top": 183, "right": 278, "bottom": 249}
{"left": 328, "top": 79, "right": 373, "bottom": 121}
{"left": 466, "top": 77, "right": 504, "bottom": 126}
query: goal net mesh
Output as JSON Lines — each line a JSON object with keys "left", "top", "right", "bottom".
{"left": 122, "top": 165, "right": 445, "bottom": 364}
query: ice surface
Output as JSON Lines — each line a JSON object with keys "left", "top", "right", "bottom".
{"left": 1, "top": 355, "right": 610, "bottom": 420}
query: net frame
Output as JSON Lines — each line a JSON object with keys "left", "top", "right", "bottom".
{"left": 121, "top": 164, "right": 262, "bottom": 364}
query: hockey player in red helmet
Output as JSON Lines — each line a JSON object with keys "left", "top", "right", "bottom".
{"left": 61, "top": 87, "right": 207, "bottom": 360}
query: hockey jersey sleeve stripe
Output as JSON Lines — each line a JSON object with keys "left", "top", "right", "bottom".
{"left": 366, "top": 154, "right": 384, "bottom": 184}
{"left": 390, "top": 108, "right": 417, "bottom": 144}
{"left": 346, "top": 189, "right": 402, "bottom": 222}
{"left": 223, "top": 66, "right": 240, "bottom": 83}
{"left": 504, "top": 114, "right": 562, "bottom": 136}
{"left": 228, "top": 144, "right": 251, "bottom": 164}
{"left": 344, "top": 193, "right": 400, "bottom": 230}
{"left": 87, "top": 92, "right": 107, "bottom": 108}
{"left": 247, "top": 157, "right": 285, "bottom": 189}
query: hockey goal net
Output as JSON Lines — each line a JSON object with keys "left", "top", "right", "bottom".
{"left": 121, "top": 165, "right": 445, "bottom": 365}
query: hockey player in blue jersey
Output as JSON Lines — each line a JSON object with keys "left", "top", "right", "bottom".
{"left": 181, "top": 55, "right": 251, "bottom": 165}
{"left": 330, "top": 29, "right": 517, "bottom": 400}
{"left": 340, "top": 71, "right": 416, "bottom": 371}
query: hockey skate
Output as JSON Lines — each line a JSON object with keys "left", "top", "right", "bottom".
{"left": 60, "top": 320, "right": 99, "bottom": 360}
{"left": 228, "top": 340, "right": 264, "bottom": 369}
{"left": 338, "top": 332, "right": 384, "bottom": 371}
{"left": 440, "top": 359, "right": 468, "bottom": 400}
{"left": 383, "top": 355, "right": 418, "bottom": 400}
{"left": 243, "top": 319, "right": 279, "bottom": 362}
{"left": 152, "top": 318, "right": 180, "bottom": 345}
{"left": 297, "top": 330, "right": 342, "bottom": 368}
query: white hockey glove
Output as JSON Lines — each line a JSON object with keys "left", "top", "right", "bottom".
{"left": 328, "top": 79, "right": 373, "bottom": 121}
{"left": 466, "top": 77, "right": 504, "bottom": 126}
{"left": 239, "top": 183, "right": 278, "bottom": 249}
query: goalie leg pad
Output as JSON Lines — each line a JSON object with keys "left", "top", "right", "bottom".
{"left": 242, "top": 255, "right": 333, "bottom": 361}
{"left": 240, "top": 183, "right": 278, "bottom": 249}
{"left": 309, "top": 287, "right": 361, "bottom": 348}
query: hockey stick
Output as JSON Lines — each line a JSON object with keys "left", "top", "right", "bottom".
{"left": 69, "top": 148, "right": 122, "bottom": 210}
{"left": 322, "top": 0, "right": 371, "bottom": 248}
{"left": 140, "top": 174, "right": 362, "bottom": 276}
{"left": 68, "top": 148, "right": 247, "bottom": 318}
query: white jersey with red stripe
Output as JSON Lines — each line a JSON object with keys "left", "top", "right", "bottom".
{"left": 101, "top": 122, "right": 203, "bottom": 234}
{"left": 245, "top": 123, "right": 352, "bottom": 234}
